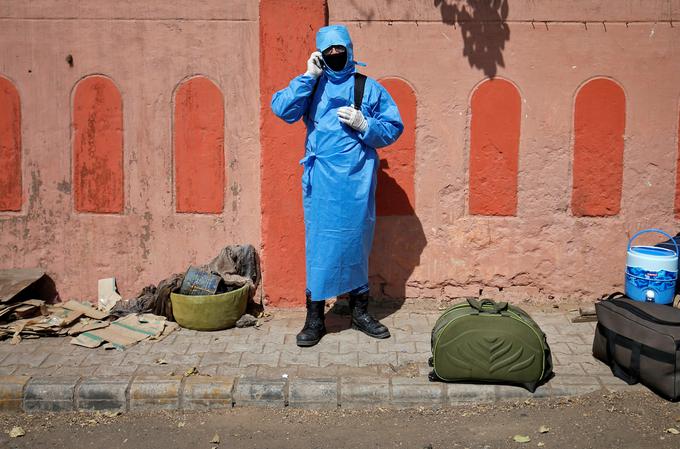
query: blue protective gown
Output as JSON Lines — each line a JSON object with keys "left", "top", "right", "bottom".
{"left": 271, "top": 25, "right": 404, "bottom": 301}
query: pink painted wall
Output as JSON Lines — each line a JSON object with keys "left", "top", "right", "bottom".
{"left": 0, "top": 1, "right": 260, "bottom": 301}
{"left": 1, "top": 0, "right": 680, "bottom": 305}
{"left": 329, "top": 0, "right": 680, "bottom": 303}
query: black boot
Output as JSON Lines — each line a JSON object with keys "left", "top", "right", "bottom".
{"left": 296, "top": 295, "right": 326, "bottom": 347}
{"left": 349, "top": 292, "right": 390, "bottom": 339}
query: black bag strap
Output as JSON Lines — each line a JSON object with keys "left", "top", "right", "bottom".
{"left": 610, "top": 299, "right": 680, "bottom": 326}
{"left": 602, "top": 291, "right": 626, "bottom": 301}
{"left": 353, "top": 73, "right": 367, "bottom": 110}
{"left": 630, "top": 341, "right": 641, "bottom": 381}
{"left": 603, "top": 326, "right": 641, "bottom": 385}
{"left": 604, "top": 293, "right": 680, "bottom": 326}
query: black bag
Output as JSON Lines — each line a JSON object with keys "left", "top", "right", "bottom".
{"left": 593, "top": 292, "right": 680, "bottom": 401}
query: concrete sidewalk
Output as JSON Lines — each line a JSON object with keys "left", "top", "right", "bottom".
{"left": 0, "top": 302, "right": 642, "bottom": 412}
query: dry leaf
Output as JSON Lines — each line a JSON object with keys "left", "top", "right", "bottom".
{"left": 155, "top": 358, "right": 168, "bottom": 365}
{"left": 513, "top": 435, "right": 531, "bottom": 443}
{"left": 9, "top": 426, "right": 25, "bottom": 438}
{"left": 210, "top": 433, "right": 221, "bottom": 444}
{"left": 184, "top": 366, "right": 198, "bottom": 377}
{"left": 177, "top": 422, "right": 186, "bottom": 428}
{"left": 665, "top": 428, "right": 680, "bottom": 435}
{"left": 537, "top": 443, "right": 545, "bottom": 447}
{"left": 539, "top": 425, "right": 550, "bottom": 433}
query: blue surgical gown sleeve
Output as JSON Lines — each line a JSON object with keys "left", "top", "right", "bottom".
{"left": 358, "top": 82, "right": 404, "bottom": 149}
{"left": 271, "top": 74, "right": 318, "bottom": 124}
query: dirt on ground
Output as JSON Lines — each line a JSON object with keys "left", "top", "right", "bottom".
{"left": 1, "top": 390, "right": 679, "bottom": 449}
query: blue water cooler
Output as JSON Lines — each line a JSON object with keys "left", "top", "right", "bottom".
{"left": 625, "top": 229, "right": 678, "bottom": 304}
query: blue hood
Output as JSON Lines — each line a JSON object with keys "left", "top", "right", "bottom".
{"left": 316, "top": 25, "right": 357, "bottom": 83}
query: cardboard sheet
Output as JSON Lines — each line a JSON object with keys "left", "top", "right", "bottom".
{"left": 98, "top": 278, "right": 122, "bottom": 312}
{"left": 71, "top": 314, "right": 168, "bottom": 350}
{"left": 0, "top": 268, "right": 45, "bottom": 303}
{"left": 67, "top": 319, "right": 110, "bottom": 336}
{"left": 60, "top": 300, "right": 108, "bottom": 320}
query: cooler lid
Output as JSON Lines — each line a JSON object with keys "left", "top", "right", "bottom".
{"left": 630, "top": 245, "right": 677, "bottom": 258}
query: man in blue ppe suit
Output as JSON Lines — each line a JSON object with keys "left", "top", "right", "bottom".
{"left": 271, "top": 25, "right": 404, "bottom": 347}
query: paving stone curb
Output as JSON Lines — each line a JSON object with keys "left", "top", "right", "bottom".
{"left": 24, "top": 376, "right": 79, "bottom": 412}
{"left": 0, "top": 376, "right": 30, "bottom": 412}
{"left": 0, "top": 374, "right": 617, "bottom": 413}
{"left": 77, "top": 377, "right": 130, "bottom": 411}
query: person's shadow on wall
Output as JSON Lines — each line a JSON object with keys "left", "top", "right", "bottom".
{"left": 370, "top": 163, "right": 427, "bottom": 320}
{"left": 435, "top": 0, "right": 511, "bottom": 78}
{"left": 326, "top": 160, "right": 426, "bottom": 328}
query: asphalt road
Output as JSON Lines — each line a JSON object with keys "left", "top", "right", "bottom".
{"left": 1, "top": 390, "right": 679, "bottom": 449}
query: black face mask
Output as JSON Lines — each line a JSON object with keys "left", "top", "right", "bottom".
{"left": 322, "top": 49, "right": 347, "bottom": 72}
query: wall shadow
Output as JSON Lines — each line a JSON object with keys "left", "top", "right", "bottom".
{"left": 326, "top": 163, "right": 426, "bottom": 329}
{"left": 435, "top": 0, "right": 511, "bottom": 78}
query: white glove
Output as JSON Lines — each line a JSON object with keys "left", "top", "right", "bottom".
{"left": 304, "top": 51, "right": 324, "bottom": 78}
{"left": 337, "top": 105, "right": 368, "bottom": 132}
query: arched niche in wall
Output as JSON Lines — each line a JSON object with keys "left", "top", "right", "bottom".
{"left": 675, "top": 102, "right": 680, "bottom": 219}
{"left": 376, "top": 77, "right": 416, "bottom": 216}
{"left": 0, "top": 76, "right": 22, "bottom": 211}
{"left": 173, "top": 76, "right": 225, "bottom": 214}
{"left": 571, "top": 78, "right": 625, "bottom": 217}
{"left": 72, "top": 75, "right": 124, "bottom": 213}
{"left": 468, "top": 78, "right": 521, "bottom": 216}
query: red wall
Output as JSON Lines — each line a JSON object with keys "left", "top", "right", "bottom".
{"left": 72, "top": 75, "right": 124, "bottom": 214}
{"left": 675, "top": 106, "right": 680, "bottom": 219}
{"left": 468, "top": 79, "right": 521, "bottom": 216}
{"left": 259, "top": 0, "right": 327, "bottom": 306}
{"left": 572, "top": 78, "right": 625, "bottom": 217}
{"left": 174, "top": 76, "right": 225, "bottom": 214}
{"left": 377, "top": 78, "right": 416, "bottom": 216}
{"left": 0, "top": 77, "right": 22, "bottom": 212}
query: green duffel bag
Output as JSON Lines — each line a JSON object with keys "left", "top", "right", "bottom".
{"left": 429, "top": 298, "right": 553, "bottom": 392}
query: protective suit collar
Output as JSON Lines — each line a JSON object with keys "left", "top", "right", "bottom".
{"left": 316, "top": 25, "right": 361, "bottom": 83}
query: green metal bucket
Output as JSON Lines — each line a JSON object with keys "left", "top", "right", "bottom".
{"left": 170, "top": 284, "right": 249, "bottom": 331}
